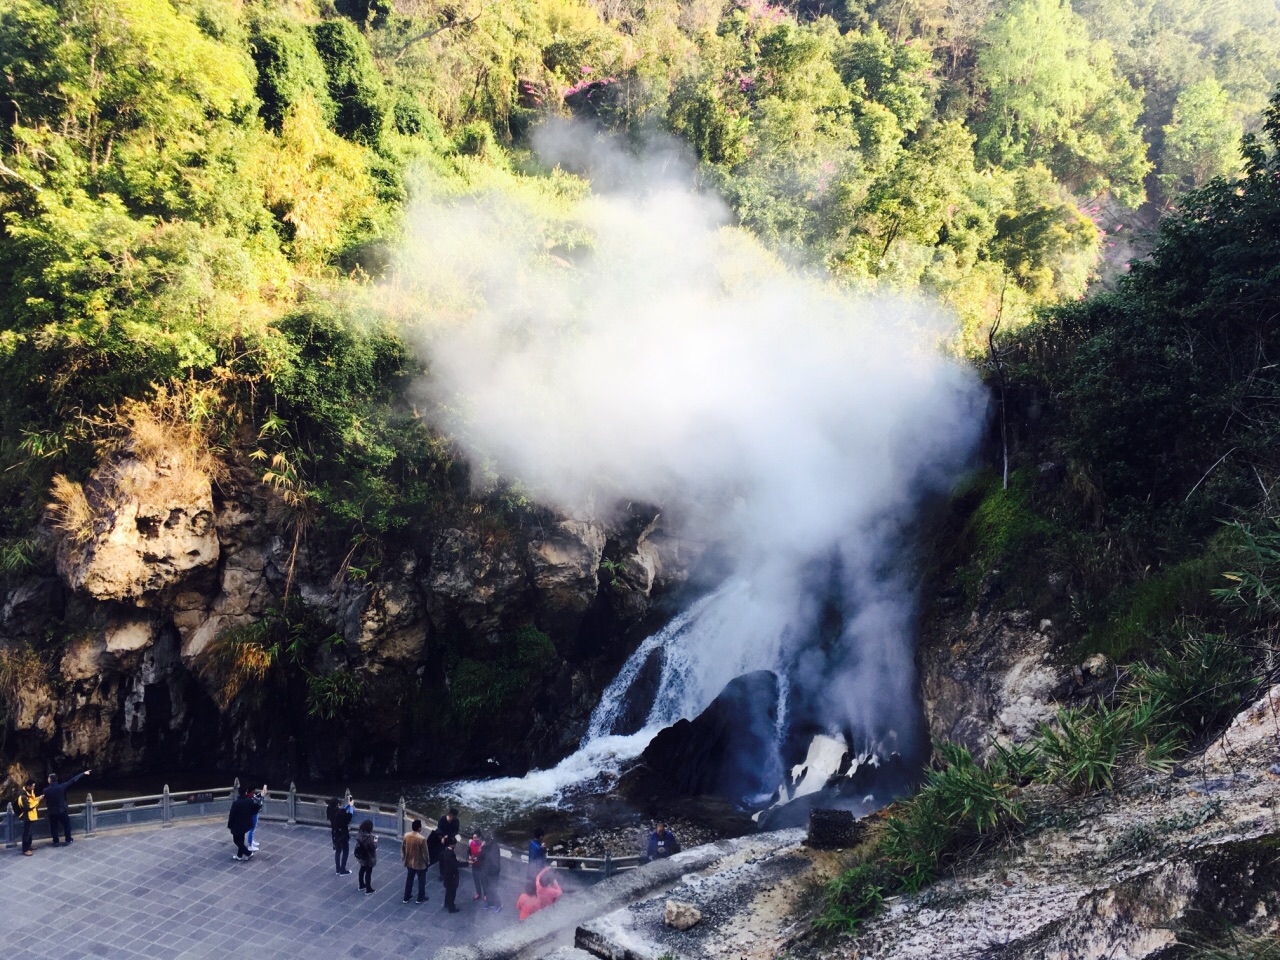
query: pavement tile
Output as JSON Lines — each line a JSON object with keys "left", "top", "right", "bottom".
{"left": 3, "top": 822, "right": 537, "bottom": 958}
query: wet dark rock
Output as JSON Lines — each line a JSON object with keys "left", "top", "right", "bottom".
{"left": 623, "top": 670, "right": 781, "bottom": 804}
{"left": 608, "top": 646, "right": 664, "bottom": 737}
{"left": 806, "top": 808, "right": 863, "bottom": 849}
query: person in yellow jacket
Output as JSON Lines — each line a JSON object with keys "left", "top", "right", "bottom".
{"left": 15, "top": 779, "right": 40, "bottom": 856}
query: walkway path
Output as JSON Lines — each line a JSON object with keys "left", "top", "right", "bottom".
{"left": 2, "top": 821, "right": 544, "bottom": 959}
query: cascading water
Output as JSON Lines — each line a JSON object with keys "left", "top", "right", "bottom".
{"left": 448, "top": 578, "right": 791, "bottom": 813}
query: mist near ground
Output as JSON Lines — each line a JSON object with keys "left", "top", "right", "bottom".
{"left": 395, "top": 122, "right": 988, "bottom": 781}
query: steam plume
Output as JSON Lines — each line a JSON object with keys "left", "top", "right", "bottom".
{"left": 397, "top": 124, "right": 987, "bottom": 787}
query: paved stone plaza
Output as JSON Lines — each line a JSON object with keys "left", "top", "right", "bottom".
{"left": 1, "top": 822, "right": 540, "bottom": 958}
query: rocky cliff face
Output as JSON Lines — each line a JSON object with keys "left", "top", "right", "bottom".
{"left": 0, "top": 453, "right": 697, "bottom": 790}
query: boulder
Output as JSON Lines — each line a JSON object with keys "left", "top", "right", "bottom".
{"left": 425, "top": 528, "right": 528, "bottom": 637}
{"left": 625, "top": 670, "right": 782, "bottom": 803}
{"left": 663, "top": 899, "right": 702, "bottom": 931}
{"left": 528, "top": 519, "right": 607, "bottom": 614}
{"left": 55, "top": 457, "right": 219, "bottom": 603}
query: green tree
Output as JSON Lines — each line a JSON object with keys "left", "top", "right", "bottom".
{"left": 313, "top": 18, "right": 388, "bottom": 146}
{"left": 975, "top": 0, "right": 1150, "bottom": 204}
{"left": 1159, "top": 79, "right": 1242, "bottom": 201}
{"left": 248, "top": 13, "right": 335, "bottom": 134}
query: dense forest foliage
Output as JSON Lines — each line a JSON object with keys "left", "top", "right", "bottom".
{"left": 0, "top": 0, "right": 1278, "bottom": 588}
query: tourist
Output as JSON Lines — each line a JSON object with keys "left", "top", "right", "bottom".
{"left": 516, "top": 865, "right": 563, "bottom": 920}
{"left": 328, "top": 796, "right": 354, "bottom": 875}
{"left": 245, "top": 783, "right": 266, "bottom": 852}
{"left": 475, "top": 834, "right": 502, "bottom": 912}
{"left": 438, "top": 807, "right": 462, "bottom": 843}
{"left": 469, "top": 830, "right": 486, "bottom": 902}
{"left": 646, "top": 822, "right": 679, "bottom": 861}
{"left": 401, "top": 818, "right": 430, "bottom": 904}
{"left": 426, "top": 821, "right": 444, "bottom": 869}
{"left": 227, "top": 787, "right": 258, "bottom": 862}
{"left": 354, "top": 819, "right": 378, "bottom": 895}
{"left": 526, "top": 827, "right": 547, "bottom": 894}
{"left": 16, "top": 779, "right": 40, "bottom": 856}
{"left": 42, "top": 769, "right": 90, "bottom": 846}
{"left": 439, "top": 836, "right": 461, "bottom": 913}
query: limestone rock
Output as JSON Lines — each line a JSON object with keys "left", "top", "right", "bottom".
{"left": 345, "top": 552, "right": 427, "bottom": 663}
{"left": 664, "top": 899, "right": 703, "bottom": 931}
{"left": 105, "top": 617, "right": 155, "bottom": 654}
{"left": 1, "top": 577, "right": 64, "bottom": 638}
{"left": 55, "top": 457, "right": 219, "bottom": 603}
{"left": 528, "top": 519, "right": 607, "bottom": 614}
{"left": 426, "top": 528, "right": 527, "bottom": 637}
{"left": 920, "top": 607, "right": 1062, "bottom": 758}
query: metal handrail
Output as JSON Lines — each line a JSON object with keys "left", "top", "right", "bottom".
{"left": 4, "top": 780, "right": 644, "bottom": 874}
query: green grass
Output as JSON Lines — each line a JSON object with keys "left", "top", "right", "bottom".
{"left": 1083, "top": 551, "right": 1224, "bottom": 660}
{"left": 947, "top": 468, "right": 1059, "bottom": 604}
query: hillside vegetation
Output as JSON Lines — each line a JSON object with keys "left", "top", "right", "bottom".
{"left": 2, "top": 0, "right": 1278, "bottom": 564}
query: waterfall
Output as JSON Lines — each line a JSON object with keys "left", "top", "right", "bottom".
{"left": 448, "top": 578, "right": 789, "bottom": 811}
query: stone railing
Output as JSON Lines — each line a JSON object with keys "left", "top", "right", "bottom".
{"left": 3, "top": 780, "right": 645, "bottom": 875}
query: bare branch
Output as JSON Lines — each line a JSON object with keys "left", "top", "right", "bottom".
{"left": 394, "top": 12, "right": 482, "bottom": 60}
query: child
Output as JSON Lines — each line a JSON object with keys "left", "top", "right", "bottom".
{"left": 354, "top": 819, "right": 379, "bottom": 895}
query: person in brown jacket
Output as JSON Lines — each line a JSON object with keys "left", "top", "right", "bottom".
{"left": 401, "top": 819, "right": 430, "bottom": 904}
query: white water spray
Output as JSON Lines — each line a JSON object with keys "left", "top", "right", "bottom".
{"left": 404, "top": 125, "right": 988, "bottom": 811}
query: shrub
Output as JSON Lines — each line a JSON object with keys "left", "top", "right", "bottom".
{"left": 815, "top": 862, "right": 887, "bottom": 934}
{"left": 879, "top": 742, "right": 1024, "bottom": 893}
{"left": 447, "top": 625, "right": 556, "bottom": 726}
{"left": 1085, "top": 552, "right": 1224, "bottom": 660}
{"left": 454, "top": 121, "right": 498, "bottom": 158}
{"left": 202, "top": 604, "right": 343, "bottom": 707}
{"left": 249, "top": 14, "right": 335, "bottom": 133}
{"left": 1034, "top": 704, "right": 1132, "bottom": 793}
{"left": 1214, "top": 518, "right": 1280, "bottom": 623}
{"left": 1128, "top": 633, "right": 1255, "bottom": 744}
{"left": 312, "top": 19, "right": 388, "bottom": 146}
{"left": 306, "top": 669, "right": 365, "bottom": 720}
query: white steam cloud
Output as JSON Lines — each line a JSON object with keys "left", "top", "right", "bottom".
{"left": 397, "top": 125, "right": 987, "bottom": 787}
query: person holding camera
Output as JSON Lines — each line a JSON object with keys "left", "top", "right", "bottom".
{"left": 327, "top": 797, "right": 355, "bottom": 875}
{"left": 16, "top": 779, "right": 40, "bottom": 856}
{"left": 245, "top": 784, "right": 266, "bottom": 852}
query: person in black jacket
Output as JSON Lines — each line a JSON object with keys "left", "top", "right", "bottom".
{"left": 426, "top": 824, "right": 444, "bottom": 870}
{"left": 475, "top": 837, "right": 502, "bottom": 912}
{"left": 42, "top": 769, "right": 90, "bottom": 846}
{"left": 439, "top": 837, "right": 461, "bottom": 913}
{"left": 437, "top": 808, "right": 461, "bottom": 844}
{"left": 227, "top": 787, "right": 258, "bottom": 862}
{"left": 354, "top": 819, "right": 379, "bottom": 895}
{"left": 328, "top": 797, "right": 354, "bottom": 875}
